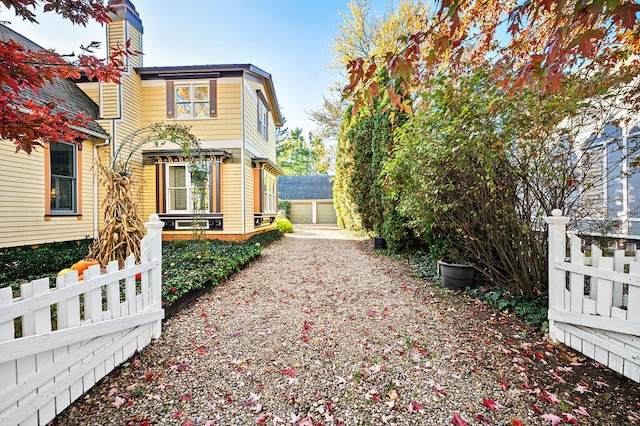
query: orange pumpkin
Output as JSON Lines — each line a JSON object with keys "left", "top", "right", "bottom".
{"left": 73, "top": 259, "right": 99, "bottom": 273}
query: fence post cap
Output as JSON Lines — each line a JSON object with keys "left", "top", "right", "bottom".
{"left": 145, "top": 213, "right": 165, "bottom": 229}
{"left": 551, "top": 209, "right": 563, "bottom": 217}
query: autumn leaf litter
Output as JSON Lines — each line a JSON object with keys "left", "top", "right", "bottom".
{"left": 53, "top": 226, "right": 640, "bottom": 425}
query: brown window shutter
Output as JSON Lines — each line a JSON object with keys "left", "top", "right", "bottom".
{"left": 209, "top": 79, "right": 217, "bottom": 117}
{"left": 166, "top": 81, "right": 174, "bottom": 118}
{"left": 253, "top": 168, "right": 263, "bottom": 213}
{"left": 156, "top": 163, "right": 166, "bottom": 213}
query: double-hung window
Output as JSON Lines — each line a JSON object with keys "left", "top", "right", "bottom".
{"left": 166, "top": 163, "right": 209, "bottom": 213}
{"left": 175, "top": 83, "right": 209, "bottom": 118}
{"left": 50, "top": 142, "right": 77, "bottom": 213}
{"left": 257, "top": 90, "right": 270, "bottom": 140}
{"left": 263, "top": 173, "right": 277, "bottom": 214}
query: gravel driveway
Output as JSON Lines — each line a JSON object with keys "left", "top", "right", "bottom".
{"left": 54, "top": 225, "right": 640, "bottom": 425}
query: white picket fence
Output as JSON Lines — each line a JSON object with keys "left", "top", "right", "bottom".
{"left": 0, "top": 214, "right": 165, "bottom": 426}
{"left": 546, "top": 210, "right": 640, "bottom": 382}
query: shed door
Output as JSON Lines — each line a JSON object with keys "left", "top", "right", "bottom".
{"left": 317, "top": 202, "right": 337, "bottom": 224}
{"left": 289, "top": 201, "right": 312, "bottom": 224}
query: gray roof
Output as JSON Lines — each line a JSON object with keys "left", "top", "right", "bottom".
{"left": 0, "top": 24, "right": 108, "bottom": 139}
{"left": 278, "top": 175, "right": 334, "bottom": 200}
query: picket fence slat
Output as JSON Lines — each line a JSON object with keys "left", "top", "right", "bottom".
{"left": 546, "top": 211, "right": 640, "bottom": 384}
{"left": 0, "top": 287, "right": 16, "bottom": 421}
{"left": 0, "top": 326, "right": 151, "bottom": 425}
{"left": 569, "top": 234, "right": 585, "bottom": 313}
{"left": 0, "top": 214, "right": 165, "bottom": 425}
{"left": 0, "top": 260, "right": 158, "bottom": 326}
{"left": 554, "top": 260, "right": 640, "bottom": 286}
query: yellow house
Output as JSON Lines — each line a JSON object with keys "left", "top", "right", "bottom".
{"left": 77, "top": 0, "right": 283, "bottom": 242}
{"left": 0, "top": 24, "right": 110, "bottom": 249}
{"left": 0, "top": 0, "right": 282, "bottom": 250}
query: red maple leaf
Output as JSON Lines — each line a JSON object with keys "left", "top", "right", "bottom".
{"left": 483, "top": 398, "right": 504, "bottom": 410}
{"left": 540, "top": 391, "right": 559, "bottom": 404}
{"left": 451, "top": 413, "right": 469, "bottom": 425}
{"left": 280, "top": 367, "right": 296, "bottom": 377}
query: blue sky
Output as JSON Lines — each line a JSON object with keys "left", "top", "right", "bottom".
{"left": 1, "top": 0, "right": 390, "bottom": 138}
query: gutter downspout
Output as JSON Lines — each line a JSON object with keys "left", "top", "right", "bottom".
{"left": 93, "top": 136, "right": 111, "bottom": 239}
{"left": 241, "top": 72, "right": 246, "bottom": 235}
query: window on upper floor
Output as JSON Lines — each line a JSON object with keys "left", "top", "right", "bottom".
{"left": 257, "top": 90, "right": 270, "bottom": 141}
{"left": 49, "top": 142, "right": 77, "bottom": 213}
{"left": 166, "top": 80, "right": 217, "bottom": 119}
{"left": 176, "top": 83, "right": 208, "bottom": 118}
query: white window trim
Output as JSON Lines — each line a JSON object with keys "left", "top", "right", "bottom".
{"left": 165, "top": 162, "right": 210, "bottom": 214}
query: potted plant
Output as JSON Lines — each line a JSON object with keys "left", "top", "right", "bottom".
{"left": 436, "top": 245, "right": 476, "bottom": 290}
{"left": 437, "top": 259, "right": 475, "bottom": 290}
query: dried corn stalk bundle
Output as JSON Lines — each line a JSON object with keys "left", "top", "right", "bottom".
{"left": 88, "top": 161, "right": 145, "bottom": 268}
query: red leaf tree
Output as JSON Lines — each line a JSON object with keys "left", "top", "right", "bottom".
{"left": 345, "top": 0, "right": 640, "bottom": 106}
{"left": 1, "top": 0, "right": 137, "bottom": 154}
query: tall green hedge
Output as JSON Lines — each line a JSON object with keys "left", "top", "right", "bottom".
{"left": 334, "top": 72, "right": 414, "bottom": 250}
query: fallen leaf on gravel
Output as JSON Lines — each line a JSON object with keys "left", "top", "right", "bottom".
{"left": 512, "top": 420, "right": 524, "bottom": 426}
{"left": 474, "top": 414, "right": 493, "bottom": 425}
{"left": 562, "top": 413, "right": 579, "bottom": 424}
{"left": 408, "top": 401, "right": 425, "bottom": 413}
{"left": 172, "top": 410, "right": 183, "bottom": 419}
{"left": 298, "top": 418, "right": 313, "bottom": 426}
{"left": 108, "top": 387, "right": 118, "bottom": 397}
{"left": 280, "top": 367, "right": 296, "bottom": 377}
{"left": 181, "top": 421, "right": 194, "bottom": 426}
{"left": 451, "top": 413, "right": 469, "bottom": 425}
{"left": 573, "top": 406, "right": 590, "bottom": 417}
{"left": 541, "top": 413, "right": 562, "bottom": 425}
{"left": 290, "top": 413, "right": 301, "bottom": 423}
{"left": 482, "top": 398, "right": 504, "bottom": 410}
{"left": 112, "top": 396, "right": 126, "bottom": 408}
{"left": 126, "top": 383, "right": 137, "bottom": 391}
{"left": 181, "top": 393, "right": 192, "bottom": 401}
{"left": 540, "top": 391, "right": 559, "bottom": 404}
{"left": 204, "top": 421, "right": 215, "bottom": 426}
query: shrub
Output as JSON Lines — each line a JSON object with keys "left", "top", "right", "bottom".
{"left": 276, "top": 218, "right": 293, "bottom": 233}
{"left": 0, "top": 239, "right": 92, "bottom": 286}
{"left": 278, "top": 200, "right": 291, "bottom": 219}
{"left": 162, "top": 230, "right": 282, "bottom": 306}
{"left": 172, "top": 238, "right": 188, "bottom": 249}
{"left": 467, "top": 286, "right": 549, "bottom": 331}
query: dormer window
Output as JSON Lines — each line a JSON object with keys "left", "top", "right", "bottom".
{"left": 166, "top": 80, "right": 217, "bottom": 119}
{"left": 176, "top": 83, "right": 209, "bottom": 118}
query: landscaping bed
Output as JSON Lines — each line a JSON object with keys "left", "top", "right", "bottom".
{"left": 0, "top": 230, "right": 283, "bottom": 307}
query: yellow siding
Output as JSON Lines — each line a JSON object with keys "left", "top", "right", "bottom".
{"left": 244, "top": 79, "right": 277, "bottom": 161}
{"left": 140, "top": 82, "right": 242, "bottom": 140}
{"left": 140, "top": 163, "right": 156, "bottom": 220}
{"left": 101, "top": 83, "right": 120, "bottom": 119}
{"left": 221, "top": 161, "right": 242, "bottom": 233}
{"left": 81, "top": 85, "right": 100, "bottom": 106}
{"left": 0, "top": 140, "right": 97, "bottom": 248}
{"left": 244, "top": 152, "right": 256, "bottom": 231}
{"left": 126, "top": 22, "right": 142, "bottom": 69}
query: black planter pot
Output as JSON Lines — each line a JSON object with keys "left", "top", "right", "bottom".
{"left": 437, "top": 260, "right": 475, "bottom": 290}
{"left": 373, "top": 236, "right": 387, "bottom": 250}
